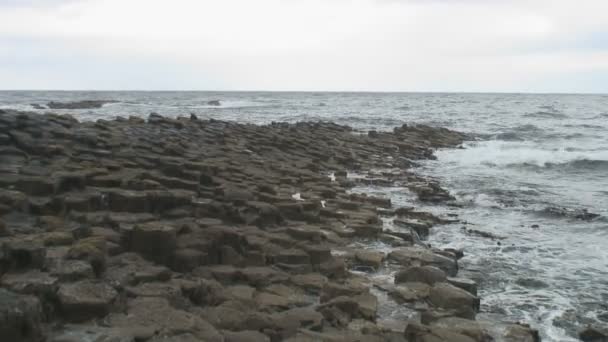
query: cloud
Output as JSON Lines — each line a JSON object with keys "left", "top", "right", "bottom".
{"left": 0, "top": 0, "right": 607, "bottom": 91}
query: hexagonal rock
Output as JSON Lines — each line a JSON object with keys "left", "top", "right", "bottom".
{"left": 394, "top": 266, "right": 447, "bottom": 285}
{"left": 130, "top": 222, "right": 177, "bottom": 264}
{"left": 57, "top": 280, "right": 119, "bottom": 322}
{"left": 107, "top": 297, "right": 222, "bottom": 341}
{"left": 404, "top": 322, "right": 477, "bottom": 342}
{"left": 1, "top": 271, "right": 59, "bottom": 296}
{"left": 0, "top": 289, "right": 44, "bottom": 342}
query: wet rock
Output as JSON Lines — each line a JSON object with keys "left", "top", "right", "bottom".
{"left": 394, "top": 266, "right": 447, "bottom": 285}
{"left": 47, "top": 100, "right": 116, "bottom": 109}
{"left": 515, "top": 277, "right": 549, "bottom": 289}
{"left": 393, "top": 218, "right": 432, "bottom": 238}
{"left": 388, "top": 247, "right": 458, "bottom": 277}
{"left": 207, "top": 100, "right": 222, "bottom": 106}
{"left": 580, "top": 326, "right": 608, "bottom": 342}
{"left": 447, "top": 277, "right": 478, "bottom": 296}
{"left": 428, "top": 283, "right": 480, "bottom": 320}
{"left": 0, "top": 289, "right": 44, "bottom": 342}
{"left": 57, "top": 280, "right": 119, "bottom": 322}
{"left": 354, "top": 250, "right": 385, "bottom": 270}
{"left": 465, "top": 228, "right": 505, "bottom": 240}
{"left": 540, "top": 206, "right": 600, "bottom": 221}
{"left": 319, "top": 257, "right": 347, "bottom": 279}
{"left": 388, "top": 282, "right": 430, "bottom": 303}
{"left": 320, "top": 280, "right": 367, "bottom": 303}
{"left": 503, "top": 323, "right": 540, "bottom": 342}
{"left": 430, "top": 317, "right": 493, "bottom": 342}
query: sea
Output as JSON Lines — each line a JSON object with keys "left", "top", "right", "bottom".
{"left": 1, "top": 91, "right": 607, "bottom": 341}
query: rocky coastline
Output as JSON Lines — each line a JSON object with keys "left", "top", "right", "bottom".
{"left": 0, "top": 109, "right": 542, "bottom": 342}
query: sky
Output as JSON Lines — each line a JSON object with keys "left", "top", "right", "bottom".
{"left": 0, "top": 0, "right": 607, "bottom": 92}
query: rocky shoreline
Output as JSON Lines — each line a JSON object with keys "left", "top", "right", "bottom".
{"left": 0, "top": 109, "right": 541, "bottom": 342}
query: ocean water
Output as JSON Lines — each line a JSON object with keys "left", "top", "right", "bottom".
{"left": 1, "top": 91, "right": 607, "bottom": 340}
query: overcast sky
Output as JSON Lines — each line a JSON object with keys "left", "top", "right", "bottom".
{"left": 0, "top": 0, "right": 607, "bottom": 92}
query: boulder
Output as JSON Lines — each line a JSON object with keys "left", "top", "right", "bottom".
{"left": 354, "top": 250, "right": 385, "bottom": 270}
{"left": 504, "top": 323, "right": 540, "bottom": 342}
{"left": 57, "top": 280, "right": 119, "bottom": 322}
{"left": 428, "top": 283, "right": 479, "bottom": 320}
{"left": 0, "top": 289, "right": 44, "bottom": 342}
{"left": 47, "top": 100, "right": 115, "bottom": 109}
{"left": 394, "top": 266, "right": 446, "bottom": 285}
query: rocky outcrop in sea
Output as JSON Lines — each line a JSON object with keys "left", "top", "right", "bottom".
{"left": 0, "top": 109, "right": 541, "bottom": 341}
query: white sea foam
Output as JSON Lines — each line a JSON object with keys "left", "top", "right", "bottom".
{"left": 436, "top": 140, "right": 608, "bottom": 168}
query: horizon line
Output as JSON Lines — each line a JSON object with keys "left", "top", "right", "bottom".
{"left": 0, "top": 89, "right": 607, "bottom": 95}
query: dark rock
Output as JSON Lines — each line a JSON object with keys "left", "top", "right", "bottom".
{"left": 2, "top": 237, "right": 46, "bottom": 270}
{"left": 0, "top": 289, "right": 44, "bottom": 342}
{"left": 580, "top": 326, "right": 608, "bottom": 342}
{"left": 47, "top": 100, "right": 116, "bottom": 109}
{"left": 130, "top": 222, "right": 177, "bottom": 265}
{"left": 207, "top": 100, "right": 222, "bottom": 106}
